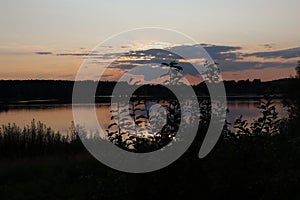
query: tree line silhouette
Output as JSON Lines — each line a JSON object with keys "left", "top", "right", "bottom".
{"left": 0, "top": 78, "right": 295, "bottom": 105}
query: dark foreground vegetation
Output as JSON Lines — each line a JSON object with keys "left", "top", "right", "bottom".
{"left": 0, "top": 95, "right": 299, "bottom": 199}
{"left": 0, "top": 72, "right": 300, "bottom": 199}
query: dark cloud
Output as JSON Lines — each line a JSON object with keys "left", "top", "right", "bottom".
{"left": 245, "top": 47, "right": 300, "bottom": 59}
{"left": 167, "top": 44, "right": 242, "bottom": 61}
{"left": 35, "top": 52, "right": 53, "bottom": 55}
{"left": 102, "top": 52, "right": 124, "bottom": 58}
{"left": 54, "top": 44, "right": 243, "bottom": 62}
{"left": 104, "top": 45, "right": 298, "bottom": 78}
{"left": 121, "top": 45, "right": 130, "bottom": 48}
{"left": 109, "top": 63, "right": 141, "bottom": 70}
{"left": 218, "top": 60, "right": 294, "bottom": 72}
{"left": 56, "top": 52, "right": 124, "bottom": 59}
{"left": 263, "top": 44, "right": 273, "bottom": 49}
{"left": 113, "top": 49, "right": 179, "bottom": 64}
{"left": 110, "top": 49, "right": 199, "bottom": 76}
{"left": 202, "top": 44, "right": 242, "bottom": 60}
{"left": 50, "top": 44, "right": 300, "bottom": 79}
{"left": 202, "top": 45, "right": 298, "bottom": 72}
{"left": 56, "top": 53, "right": 89, "bottom": 56}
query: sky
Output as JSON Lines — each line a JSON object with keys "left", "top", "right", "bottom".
{"left": 0, "top": 0, "right": 299, "bottom": 81}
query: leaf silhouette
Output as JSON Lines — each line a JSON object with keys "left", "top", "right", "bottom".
{"left": 172, "top": 65, "right": 183, "bottom": 71}
{"left": 170, "top": 61, "right": 178, "bottom": 66}
{"left": 108, "top": 123, "right": 117, "bottom": 129}
{"left": 134, "top": 108, "right": 145, "bottom": 112}
{"left": 129, "top": 77, "right": 134, "bottom": 84}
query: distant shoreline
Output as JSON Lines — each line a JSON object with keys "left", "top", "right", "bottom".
{"left": 0, "top": 95, "right": 284, "bottom": 109}
{"left": 0, "top": 78, "right": 293, "bottom": 106}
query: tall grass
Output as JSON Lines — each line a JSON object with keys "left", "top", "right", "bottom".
{"left": 0, "top": 119, "right": 83, "bottom": 157}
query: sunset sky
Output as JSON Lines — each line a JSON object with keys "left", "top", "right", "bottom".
{"left": 0, "top": 0, "right": 299, "bottom": 81}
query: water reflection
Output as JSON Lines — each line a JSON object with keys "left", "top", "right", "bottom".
{"left": 0, "top": 100, "right": 287, "bottom": 135}
{"left": 0, "top": 104, "right": 111, "bottom": 135}
{"left": 226, "top": 99, "right": 286, "bottom": 123}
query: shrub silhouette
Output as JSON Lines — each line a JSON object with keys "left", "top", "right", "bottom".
{"left": 233, "top": 94, "right": 280, "bottom": 136}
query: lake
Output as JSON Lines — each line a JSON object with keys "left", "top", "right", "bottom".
{"left": 0, "top": 99, "right": 287, "bottom": 135}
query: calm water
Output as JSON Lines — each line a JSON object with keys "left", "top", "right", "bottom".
{"left": 0, "top": 100, "right": 287, "bottom": 135}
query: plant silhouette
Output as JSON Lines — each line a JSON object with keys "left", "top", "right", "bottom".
{"left": 160, "top": 60, "right": 184, "bottom": 85}
{"left": 106, "top": 61, "right": 184, "bottom": 152}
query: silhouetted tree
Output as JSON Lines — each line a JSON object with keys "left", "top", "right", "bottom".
{"left": 161, "top": 60, "right": 183, "bottom": 84}
{"left": 296, "top": 60, "right": 300, "bottom": 79}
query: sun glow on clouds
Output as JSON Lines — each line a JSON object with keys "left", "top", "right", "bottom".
{"left": 138, "top": 41, "right": 175, "bottom": 50}
{"left": 235, "top": 56, "right": 298, "bottom": 64}
{"left": 0, "top": 42, "right": 299, "bottom": 82}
